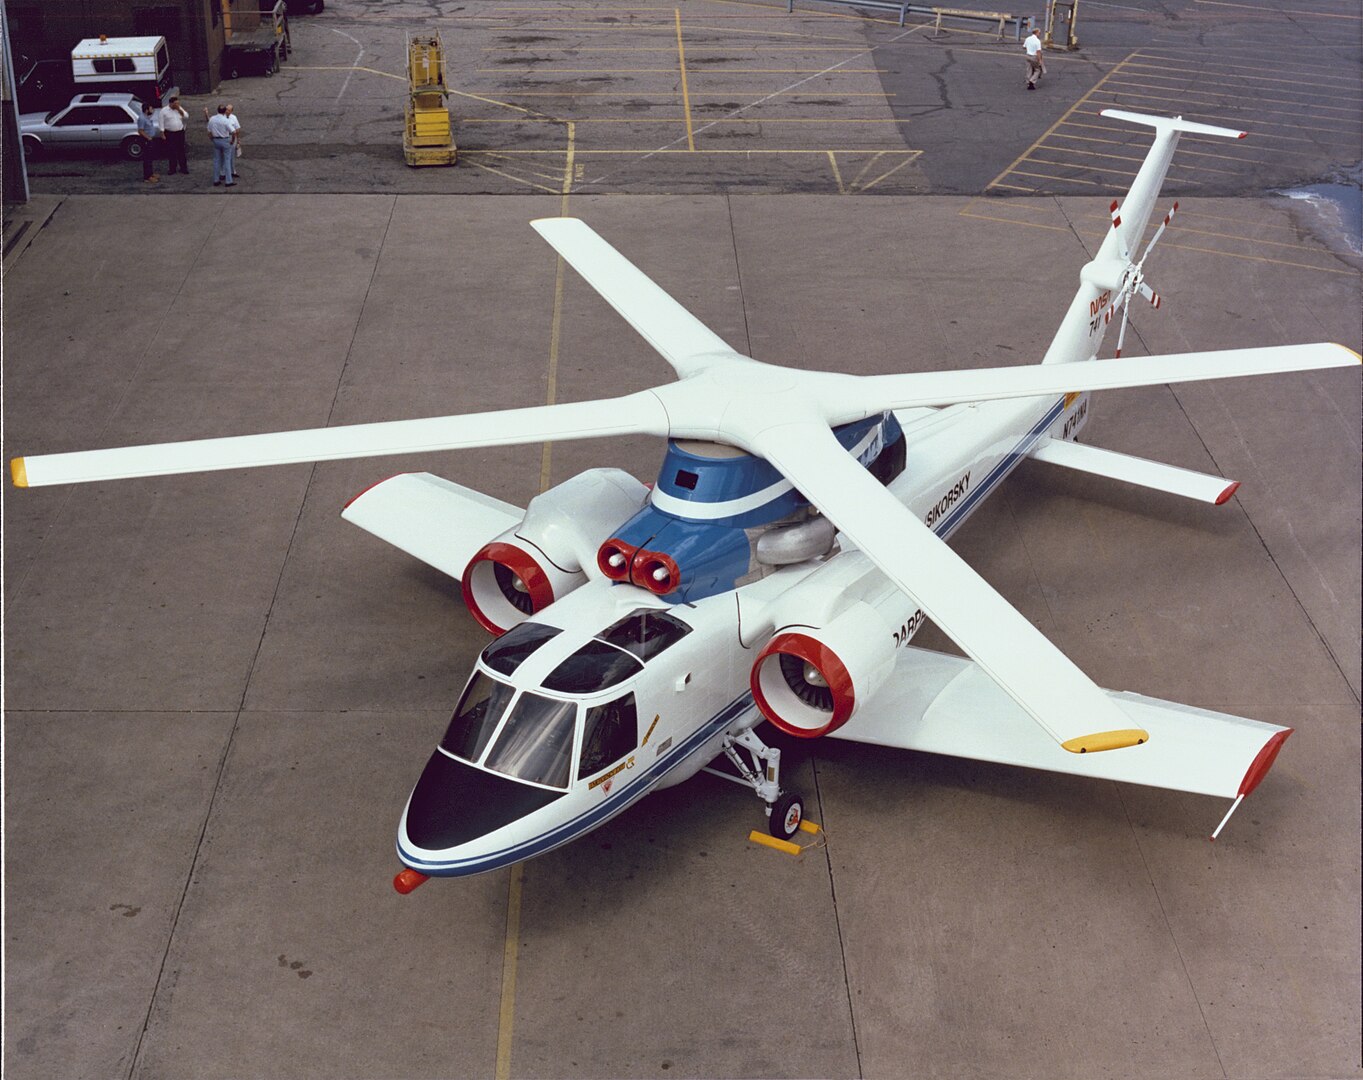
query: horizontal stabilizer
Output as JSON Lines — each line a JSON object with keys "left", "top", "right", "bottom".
{"left": 342, "top": 472, "right": 521, "bottom": 581}
{"left": 1099, "top": 109, "right": 1246, "bottom": 140}
{"left": 1029, "top": 437, "right": 1239, "bottom": 504}
{"left": 829, "top": 647, "right": 1290, "bottom": 802}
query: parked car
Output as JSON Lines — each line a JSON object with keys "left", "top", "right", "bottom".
{"left": 20, "top": 93, "right": 148, "bottom": 161}
{"left": 15, "top": 54, "right": 75, "bottom": 113}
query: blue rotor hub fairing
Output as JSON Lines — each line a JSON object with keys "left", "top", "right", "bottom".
{"left": 606, "top": 413, "right": 904, "bottom": 603}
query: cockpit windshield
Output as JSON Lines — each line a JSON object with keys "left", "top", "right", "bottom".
{"left": 542, "top": 639, "right": 642, "bottom": 694}
{"left": 440, "top": 671, "right": 515, "bottom": 762}
{"left": 599, "top": 608, "right": 692, "bottom": 661}
{"left": 484, "top": 691, "right": 577, "bottom": 789}
{"left": 481, "top": 620, "right": 562, "bottom": 676}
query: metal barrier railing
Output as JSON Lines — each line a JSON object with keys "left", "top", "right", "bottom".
{"left": 787, "top": 0, "right": 1033, "bottom": 40}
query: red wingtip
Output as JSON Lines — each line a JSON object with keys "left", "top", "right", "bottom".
{"left": 1215, "top": 480, "right": 1240, "bottom": 505}
{"left": 394, "top": 868, "right": 430, "bottom": 894}
{"left": 344, "top": 474, "right": 405, "bottom": 511}
{"left": 1239, "top": 729, "right": 1292, "bottom": 797}
{"left": 1237, "top": 132, "right": 1247, "bottom": 139}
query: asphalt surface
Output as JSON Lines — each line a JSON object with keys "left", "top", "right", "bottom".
{"left": 4, "top": 2, "right": 1361, "bottom": 1079}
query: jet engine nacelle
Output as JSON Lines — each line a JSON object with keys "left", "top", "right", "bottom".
{"left": 750, "top": 598, "right": 908, "bottom": 738}
{"left": 462, "top": 469, "right": 648, "bottom": 635}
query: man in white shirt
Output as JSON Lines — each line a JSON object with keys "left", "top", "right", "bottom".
{"left": 205, "top": 104, "right": 236, "bottom": 186}
{"left": 1024, "top": 27, "right": 1045, "bottom": 90}
{"left": 159, "top": 95, "right": 190, "bottom": 174}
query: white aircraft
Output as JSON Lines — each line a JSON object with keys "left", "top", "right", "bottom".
{"left": 11, "top": 110, "right": 1358, "bottom": 895}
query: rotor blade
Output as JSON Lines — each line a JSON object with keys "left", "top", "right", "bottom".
{"left": 1140, "top": 200, "right": 1178, "bottom": 264}
{"left": 742, "top": 417, "right": 1147, "bottom": 752}
{"left": 1113, "top": 297, "right": 1132, "bottom": 358}
{"left": 531, "top": 217, "right": 745, "bottom": 378}
{"left": 823, "top": 343, "right": 1359, "bottom": 422}
{"left": 11, "top": 391, "right": 669, "bottom": 488}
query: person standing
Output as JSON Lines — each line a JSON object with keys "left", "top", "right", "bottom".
{"left": 136, "top": 102, "right": 161, "bottom": 184}
{"left": 205, "top": 104, "right": 236, "bottom": 187}
{"left": 1024, "top": 26, "right": 1046, "bottom": 90}
{"left": 224, "top": 103, "right": 242, "bottom": 169}
{"left": 159, "top": 95, "right": 190, "bottom": 174}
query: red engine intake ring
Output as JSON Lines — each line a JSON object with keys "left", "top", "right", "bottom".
{"left": 631, "top": 549, "right": 681, "bottom": 596}
{"left": 751, "top": 632, "right": 855, "bottom": 739}
{"left": 597, "top": 538, "right": 637, "bottom": 581}
{"left": 461, "top": 542, "right": 555, "bottom": 636}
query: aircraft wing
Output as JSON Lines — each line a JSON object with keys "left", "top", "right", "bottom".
{"left": 342, "top": 472, "right": 522, "bottom": 581}
{"left": 741, "top": 415, "right": 1149, "bottom": 754}
{"left": 827, "top": 646, "right": 1290, "bottom": 804}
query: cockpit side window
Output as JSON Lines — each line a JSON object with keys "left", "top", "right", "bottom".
{"left": 542, "top": 639, "right": 642, "bottom": 694}
{"left": 483, "top": 692, "right": 577, "bottom": 789}
{"left": 440, "top": 672, "right": 515, "bottom": 763}
{"left": 579, "top": 693, "right": 639, "bottom": 779}
{"left": 599, "top": 609, "right": 693, "bottom": 662}
{"left": 482, "top": 621, "right": 562, "bottom": 676}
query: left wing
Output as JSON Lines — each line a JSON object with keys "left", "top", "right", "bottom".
{"left": 342, "top": 472, "right": 521, "bottom": 580}
{"left": 829, "top": 645, "right": 1290, "bottom": 808}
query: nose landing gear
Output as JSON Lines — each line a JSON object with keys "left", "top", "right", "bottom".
{"left": 705, "top": 728, "right": 807, "bottom": 841}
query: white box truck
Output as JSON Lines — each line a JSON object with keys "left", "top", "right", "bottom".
{"left": 70, "top": 36, "right": 177, "bottom": 106}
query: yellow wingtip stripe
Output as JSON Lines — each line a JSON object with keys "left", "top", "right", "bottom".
{"left": 11, "top": 458, "right": 28, "bottom": 488}
{"left": 1062, "top": 728, "right": 1149, "bottom": 754}
{"left": 1337, "top": 343, "right": 1361, "bottom": 363}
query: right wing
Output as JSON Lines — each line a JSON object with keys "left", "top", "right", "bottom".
{"left": 829, "top": 646, "right": 1290, "bottom": 803}
{"left": 342, "top": 472, "right": 521, "bottom": 581}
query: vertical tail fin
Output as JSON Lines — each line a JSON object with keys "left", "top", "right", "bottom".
{"left": 1041, "top": 110, "right": 1247, "bottom": 366}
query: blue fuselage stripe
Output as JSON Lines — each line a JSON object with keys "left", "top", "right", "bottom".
{"left": 935, "top": 397, "right": 1064, "bottom": 540}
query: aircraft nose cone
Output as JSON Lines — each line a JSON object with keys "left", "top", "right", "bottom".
{"left": 403, "top": 750, "right": 565, "bottom": 852}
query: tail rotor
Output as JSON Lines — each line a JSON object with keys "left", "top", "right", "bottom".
{"left": 1107, "top": 200, "right": 1178, "bottom": 358}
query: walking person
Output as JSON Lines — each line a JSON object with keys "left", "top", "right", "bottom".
{"left": 225, "top": 103, "right": 243, "bottom": 170}
{"left": 159, "top": 95, "right": 190, "bottom": 174}
{"left": 136, "top": 102, "right": 161, "bottom": 184}
{"left": 1024, "top": 25, "right": 1046, "bottom": 90}
{"left": 205, "top": 104, "right": 236, "bottom": 187}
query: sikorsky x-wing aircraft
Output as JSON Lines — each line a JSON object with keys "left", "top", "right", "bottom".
{"left": 11, "top": 110, "right": 1359, "bottom": 893}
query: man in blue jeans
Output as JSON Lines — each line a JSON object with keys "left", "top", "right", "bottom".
{"left": 205, "top": 105, "right": 235, "bottom": 187}
{"left": 136, "top": 103, "right": 161, "bottom": 183}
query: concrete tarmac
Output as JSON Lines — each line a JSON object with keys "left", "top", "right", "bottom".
{"left": 3, "top": 190, "right": 1358, "bottom": 1079}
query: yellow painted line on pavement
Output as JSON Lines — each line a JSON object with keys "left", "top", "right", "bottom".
{"left": 1104, "top": 75, "right": 1363, "bottom": 112}
{"left": 465, "top": 159, "right": 562, "bottom": 193}
{"left": 1096, "top": 85, "right": 1363, "bottom": 121}
{"left": 469, "top": 147, "right": 917, "bottom": 154}
{"left": 986, "top": 52, "right": 1133, "bottom": 191}
{"left": 463, "top": 117, "right": 912, "bottom": 123}
{"left": 1125, "top": 56, "right": 1363, "bottom": 89}
{"left": 676, "top": 8, "right": 696, "bottom": 150}
{"left": 1158, "top": 240, "right": 1357, "bottom": 274}
{"left": 857, "top": 153, "right": 920, "bottom": 192}
{"left": 492, "top": 122, "right": 576, "bottom": 1080}
{"left": 827, "top": 150, "right": 846, "bottom": 193}
{"left": 1192, "top": 0, "right": 1362, "bottom": 17}
{"left": 487, "top": 90, "right": 894, "bottom": 96}
{"left": 495, "top": 863, "right": 526, "bottom": 1080}
{"left": 846, "top": 150, "right": 887, "bottom": 189}
{"left": 1006, "top": 169, "right": 1103, "bottom": 185}
{"left": 1051, "top": 128, "right": 1277, "bottom": 165}
{"left": 476, "top": 67, "right": 886, "bottom": 73}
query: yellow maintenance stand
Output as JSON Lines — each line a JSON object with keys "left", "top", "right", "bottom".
{"left": 403, "top": 33, "right": 457, "bottom": 166}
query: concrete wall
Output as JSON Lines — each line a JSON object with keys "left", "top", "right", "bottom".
{"left": 5, "top": 0, "right": 225, "bottom": 96}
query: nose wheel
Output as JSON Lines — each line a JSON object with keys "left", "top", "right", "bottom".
{"left": 768, "top": 790, "right": 805, "bottom": 841}
{"left": 706, "top": 728, "right": 807, "bottom": 841}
